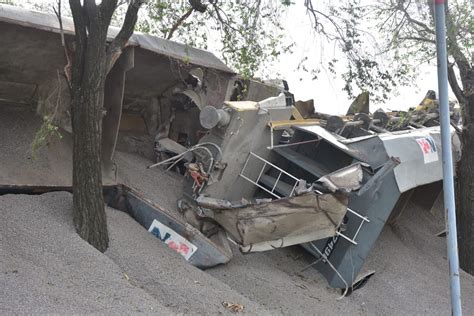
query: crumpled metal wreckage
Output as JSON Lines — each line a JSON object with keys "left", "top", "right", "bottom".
{"left": 0, "top": 4, "right": 462, "bottom": 295}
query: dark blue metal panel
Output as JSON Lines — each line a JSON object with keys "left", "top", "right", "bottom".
{"left": 303, "top": 171, "right": 401, "bottom": 288}
{"left": 107, "top": 185, "right": 232, "bottom": 269}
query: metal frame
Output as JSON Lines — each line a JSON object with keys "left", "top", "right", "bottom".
{"left": 240, "top": 152, "right": 300, "bottom": 198}
{"left": 240, "top": 152, "right": 370, "bottom": 246}
{"left": 267, "top": 119, "right": 322, "bottom": 149}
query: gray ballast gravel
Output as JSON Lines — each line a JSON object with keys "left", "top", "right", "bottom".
{"left": 0, "top": 192, "right": 268, "bottom": 315}
{"left": 105, "top": 206, "right": 269, "bottom": 315}
{"left": 1, "top": 191, "right": 474, "bottom": 315}
{"left": 0, "top": 192, "right": 169, "bottom": 314}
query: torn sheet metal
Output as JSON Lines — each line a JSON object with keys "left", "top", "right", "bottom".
{"left": 196, "top": 195, "right": 249, "bottom": 210}
{"left": 317, "top": 163, "right": 364, "bottom": 193}
{"left": 293, "top": 125, "right": 366, "bottom": 161}
{"left": 357, "top": 157, "right": 400, "bottom": 197}
{"left": 240, "top": 234, "right": 326, "bottom": 253}
{"left": 211, "top": 192, "right": 348, "bottom": 248}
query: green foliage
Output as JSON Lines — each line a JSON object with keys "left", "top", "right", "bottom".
{"left": 304, "top": 0, "right": 417, "bottom": 103}
{"left": 136, "top": 0, "right": 292, "bottom": 79}
{"left": 31, "top": 116, "right": 62, "bottom": 160}
{"left": 370, "top": 0, "right": 472, "bottom": 104}
{"left": 7, "top": 0, "right": 471, "bottom": 107}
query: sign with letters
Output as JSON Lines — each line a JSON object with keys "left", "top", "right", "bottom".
{"left": 416, "top": 136, "right": 438, "bottom": 164}
{"left": 148, "top": 219, "right": 197, "bottom": 260}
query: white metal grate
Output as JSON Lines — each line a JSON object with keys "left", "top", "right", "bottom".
{"left": 239, "top": 151, "right": 370, "bottom": 245}
{"left": 239, "top": 152, "right": 300, "bottom": 199}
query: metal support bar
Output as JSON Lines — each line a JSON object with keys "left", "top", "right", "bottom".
{"left": 352, "top": 220, "right": 365, "bottom": 241}
{"left": 345, "top": 207, "right": 370, "bottom": 223}
{"left": 335, "top": 231, "right": 358, "bottom": 245}
{"left": 240, "top": 152, "right": 301, "bottom": 199}
{"left": 272, "top": 171, "right": 282, "bottom": 192}
{"left": 289, "top": 180, "right": 299, "bottom": 197}
{"left": 241, "top": 152, "right": 301, "bottom": 183}
{"left": 256, "top": 163, "right": 266, "bottom": 184}
{"left": 239, "top": 174, "right": 281, "bottom": 199}
{"left": 269, "top": 138, "right": 320, "bottom": 149}
{"left": 434, "top": 1, "right": 462, "bottom": 315}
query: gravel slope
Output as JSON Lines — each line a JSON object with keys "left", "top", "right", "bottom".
{"left": 105, "top": 206, "right": 270, "bottom": 315}
{"left": 0, "top": 192, "right": 269, "bottom": 315}
{"left": 207, "top": 201, "right": 474, "bottom": 315}
{"left": 0, "top": 192, "right": 169, "bottom": 314}
{"left": 1, "top": 191, "right": 473, "bottom": 315}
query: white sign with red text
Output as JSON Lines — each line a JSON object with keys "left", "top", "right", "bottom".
{"left": 416, "top": 136, "right": 438, "bottom": 164}
{"left": 148, "top": 219, "right": 197, "bottom": 260}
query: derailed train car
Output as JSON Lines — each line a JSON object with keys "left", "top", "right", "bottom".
{"left": 0, "top": 4, "right": 461, "bottom": 294}
{"left": 161, "top": 93, "right": 460, "bottom": 292}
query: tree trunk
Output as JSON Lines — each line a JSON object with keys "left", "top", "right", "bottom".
{"left": 67, "top": 0, "right": 144, "bottom": 252}
{"left": 71, "top": 84, "right": 108, "bottom": 252}
{"left": 70, "top": 22, "right": 109, "bottom": 252}
{"left": 458, "top": 93, "right": 474, "bottom": 275}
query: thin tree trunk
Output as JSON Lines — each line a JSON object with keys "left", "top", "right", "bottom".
{"left": 458, "top": 91, "right": 474, "bottom": 274}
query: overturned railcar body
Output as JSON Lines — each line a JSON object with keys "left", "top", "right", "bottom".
{"left": 179, "top": 91, "right": 460, "bottom": 290}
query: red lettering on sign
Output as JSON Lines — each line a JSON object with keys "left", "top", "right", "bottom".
{"left": 168, "top": 241, "right": 178, "bottom": 251}
{"left": 179, "top": 243, "right": 190, "bottom": 255}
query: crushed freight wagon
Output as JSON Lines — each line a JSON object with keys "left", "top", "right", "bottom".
{"left": 149, "top": 90, "right": 461, "bottom": 292}
{"left": 0, "top": 4, "right": 462, "bottom": 295}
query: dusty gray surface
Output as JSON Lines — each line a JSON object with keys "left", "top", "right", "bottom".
{"left": 106, "top": 206, "right": 269, "bottom": 315}
{"left": 0, "top": 192, "right": 169, "bottom": 314}
{"left": 0, "top": 192, "right": 268, "bottom": 315}
{"left": 207, "top": 201, "right": 474, "bottom": 315}
{"left": 1, "top": 139, "right": 474, "bottom": 316}
{"left": 1, "top": 191, "right": 473, "bottom": 315}
{"left": 0, "top": 104, "right": 73, "bottom": 186}
{"left": 115, "top": 150, "right": 184, "bottom": 217}
{"left": 0, "top": 103, "right": 118, "bottom": 187}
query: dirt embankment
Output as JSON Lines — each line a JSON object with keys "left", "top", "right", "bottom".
{"left": 1, "top": 191, "right": 473, "bottom": 315}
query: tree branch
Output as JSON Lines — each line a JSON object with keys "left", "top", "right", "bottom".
{"left": 448, "top": 62, "right": 467, "bottom": 104}
{"left": 53, "top": 0, "right": 73, "bottom": 87}
{"left": 84, "top": 0, "right": 99, "bottom": 32}
{"left": 399, "top": 0, "right": 435, "bottom": 35}
{"left": 99, "top": 0, "right": 119, "bottom": 28}
{"left": 398, "top": 36, "right": 435, "bottom": 44}
{"left": 166, "top": 7, "right": 194, "bottom": 40}
{"left": 53, "top": 0, "right": 65, "bottom": 48}
{"left": 69, "top": 0, "right": 87, "bottom": 87}
{"left": 106, "top": 0, "right": 145, "bottom": 71}
{"left": 209, "top": 0, "right": 238, "bottom": 33}
{"left": 444, "top": 5, "right": 471, "bottom": 80}
{"left": 304, "top": 0, "right": 343, "bottom": 40}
